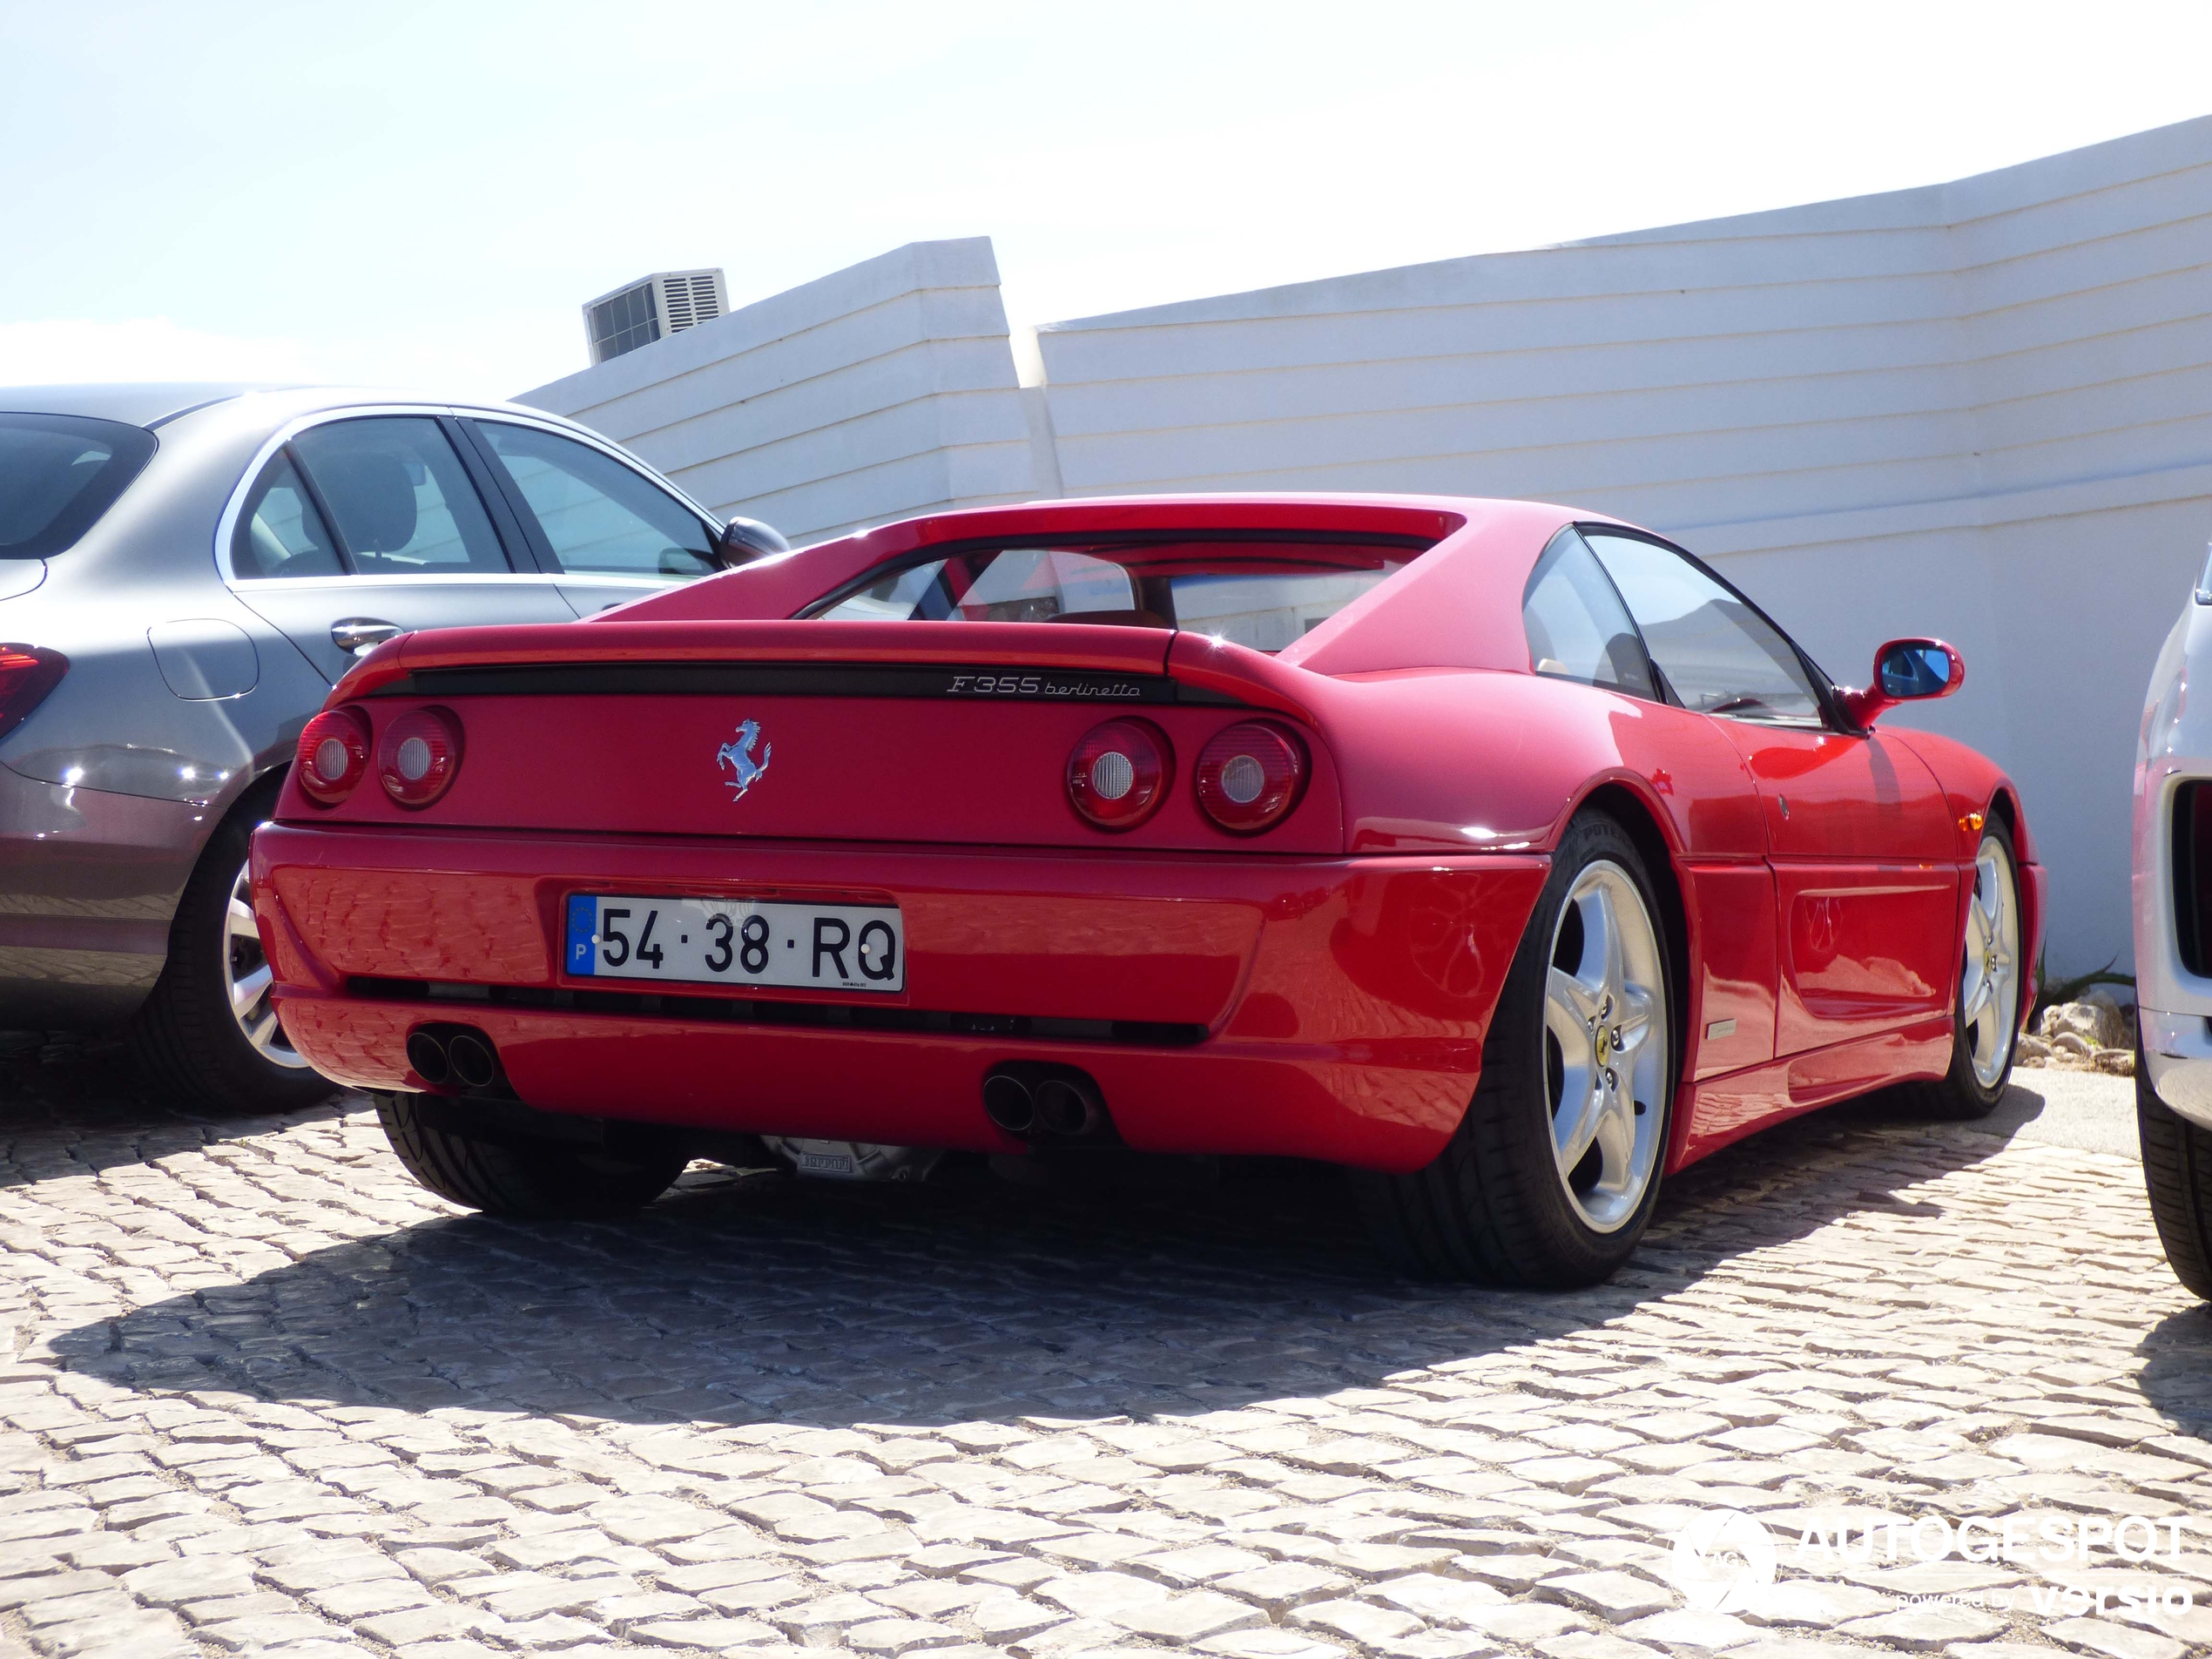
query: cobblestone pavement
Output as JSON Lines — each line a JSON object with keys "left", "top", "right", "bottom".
{"left": 3, "top": 1035, "right": 2209, "bottom": 1659}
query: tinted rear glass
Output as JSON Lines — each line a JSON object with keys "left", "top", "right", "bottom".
{"left": 0, "top": 414, "right": 158, "bottom": 559}
{"left": 811, "top": 539, "right": 1414, "bottom": 651}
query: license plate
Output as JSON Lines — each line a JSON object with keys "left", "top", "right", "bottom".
{"left": 564, "top": 894, "right": 904, "bottom": 993}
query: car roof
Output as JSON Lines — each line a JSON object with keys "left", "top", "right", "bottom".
{"left": 0, "top": 382, "right": 298, "bottom": 427}
{"left": 0, "top": 381, "right": 594, "bottom": 433}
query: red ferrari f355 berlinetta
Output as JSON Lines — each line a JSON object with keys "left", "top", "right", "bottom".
{"left": 253, "top": 495, "right": 2040, "bottom": 1286}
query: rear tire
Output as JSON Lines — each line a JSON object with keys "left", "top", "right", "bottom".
{"left": 129, "top": 794, "right": 337, "bottom": 1115}
{"left": 1899, "top": 820, "right": 2021, "bottom": 1121}
{"left": 2138, "top": 1051, "right": 2212, "bottom": 1300}
{"left": 375, "top": 1092, "right": 686, "bottom": 1218}
{"left": 1356, "top": 810, "right": 1677, "bottom": 1288}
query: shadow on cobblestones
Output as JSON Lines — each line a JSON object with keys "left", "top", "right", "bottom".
{"left": 7, "top": 1029, "right": 2094, "bottom": 1438}
{"left": 0, "top": 1029, "right": 349, "bottom": 1190}
{"left": 2135, "top": 1306, "right": 2212, "bottom": 1437}
{"left": 42, "top": 1155, "right": 1615, "bottom": 1429}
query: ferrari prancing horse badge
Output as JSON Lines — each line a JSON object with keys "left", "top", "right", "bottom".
{"left": 716, "top": 720, "right": 772, "bottom": 799}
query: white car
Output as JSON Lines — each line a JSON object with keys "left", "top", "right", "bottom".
{"left": 2133, "top": 550, "right": 2212, "bottom": 1298}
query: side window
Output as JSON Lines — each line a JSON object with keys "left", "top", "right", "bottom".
{"left": 1521, "top": 529, "right": 1657, "bottom": 699}
{"left": 1582, "top": 532, "right": 1824, "bottom": 725}
{"left": 472, "top": 421, "right": 717, "bottom": 577}
{"left": 230, "top": 456, "right": 341, "bottom": 579}
{"left": 290, "top": 417, "right": 511, "bottom": 576}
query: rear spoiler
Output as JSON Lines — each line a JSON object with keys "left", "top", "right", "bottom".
{"left": 330, "top": 619, "right": 1321, "bottom": 725}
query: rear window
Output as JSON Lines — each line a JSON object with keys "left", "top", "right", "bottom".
{"left": 0, "top": 414, "right": 158, "bottom": 559}
{"left": 810, "top": 539, "right": 1413, "bottom": 651}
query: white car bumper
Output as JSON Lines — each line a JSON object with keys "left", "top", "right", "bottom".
{"left": 2142, "top": 1008, "right": 2212, "bottom": 1131}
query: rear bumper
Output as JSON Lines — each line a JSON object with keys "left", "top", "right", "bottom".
{"left": 0, "top": 760, "right": 203, "bottom": 1025}
{"left": 253, "top": 823, "right": 1549, "bottom": 1171}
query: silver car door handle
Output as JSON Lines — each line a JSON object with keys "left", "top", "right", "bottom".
{"left": 330, "top": 617, "right": 404, "bottom": 655}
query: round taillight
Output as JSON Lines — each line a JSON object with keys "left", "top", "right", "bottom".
{"left": 377, "top": 707, "right": 463, "bottom": 808}
{"left": 1066, "top": 718, "right": 1170, "bottom": 830}
{"left": 1195, "top": 721, "right": 1307, "bottom": 834}
{"left": 294, "top": 708, "right": 372, "bottom": 806}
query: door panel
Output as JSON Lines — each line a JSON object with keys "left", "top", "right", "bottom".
{"left": 1728, "top": 727, "right": 1957, "bottom": 860}
{"left": 1720, "top": 725, "right": 1960, "bottom": 1055}
{"left": 230, "top": 574, "right": 578, "bottom": 683}
{"left": 226, "top": 415, "right": 579, "bottom": 681}
{"left": 1772, "top": 865, "right": 1959, "bottom": 1049}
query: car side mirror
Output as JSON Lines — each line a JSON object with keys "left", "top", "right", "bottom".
{"left": 718, "top": 515, "right": 791, "bottom": 568}
{"left": 1838, "top": 637, "right": 1964, "bottom": 728}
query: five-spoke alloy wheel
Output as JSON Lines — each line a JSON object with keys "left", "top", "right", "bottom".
{"left": 1959, "top": 833, "right": 2021, "bottom": 1090}
{"left": 1543, "top": 859, "right": 1669, "bottom": 1233}
{"left": 1906, "top": 819, "right": 2022, "bottom": 1119}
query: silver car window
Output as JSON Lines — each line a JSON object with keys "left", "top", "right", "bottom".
{"left": 0, "top": 413, "right": 157, "bottom": 560}
{"left": 291, "top": 417, "right": 511, "bottom": 577}
{"left": 232, "top": 455, "right": 342, "bottom": 579}
{"left": 474, "top": 421, "right": 717, "bottom": 577}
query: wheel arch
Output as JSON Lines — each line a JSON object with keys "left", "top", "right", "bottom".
{"left": 175, "top": 761, "right": 292, "bottom": 893}
{"left": 1573, "top": 780, "right": 1694, "bottom": 1094}
{"left": 1984, "top": 784, "right": 2041, "bottom": 1011}
{"left": 1986, "top": 784, "right": 2021, "bottom": 847}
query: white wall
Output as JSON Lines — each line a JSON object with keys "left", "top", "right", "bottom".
{"left": 1028, "top": 117, "right": 2212, "bottom": 975}
{"left": 516, "top": 238, "right": 1044, "bottom": 543}
{"left": 517, "top": 120, "right": 2212, "bottom": 974}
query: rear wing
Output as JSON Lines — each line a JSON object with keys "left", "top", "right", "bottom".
{"left": 329, "top": 619, "right": 1324, "bottom": 725}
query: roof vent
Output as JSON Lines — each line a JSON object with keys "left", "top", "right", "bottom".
{"left": 582, "top": 269, "right": 729, "bottom": 365}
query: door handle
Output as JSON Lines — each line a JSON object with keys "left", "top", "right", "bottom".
{"left": 330, "top": 617, "right": 404, "bottom": 656}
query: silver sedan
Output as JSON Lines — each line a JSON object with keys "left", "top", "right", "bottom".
{"left": 0, "top": 383, "right": 783, "bottom": 1109}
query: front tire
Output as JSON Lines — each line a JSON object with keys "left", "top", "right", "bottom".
{"left": 2138, "top": 1053, "right": 2212, "bottom": 1300}
{"left": 376, "top": 1092, "right": 686, "bottom": 1219}
{"left": 129, "top": 799, "right": 336, "bottom": 1115}
{"left": 1903, "top": 820, "right": 2022, "bottom": 1120}
{"left": 1357, "top": 810, "right": 1676, "bottom": 1287}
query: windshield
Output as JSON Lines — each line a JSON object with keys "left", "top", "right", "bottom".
{"left": 812, "top": 539, "right": 1413, "bottom": 651}
{"left": 0, "top": 414, "right": 158, "bottom": 559}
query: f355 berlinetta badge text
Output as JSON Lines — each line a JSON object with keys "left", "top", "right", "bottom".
{"left": 716, "top": 719, "right": 772, "bottom": 799}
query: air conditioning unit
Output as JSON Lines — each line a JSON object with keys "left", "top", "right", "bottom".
{"left": 582, "top": 269, "right": 729, "bottom": 366}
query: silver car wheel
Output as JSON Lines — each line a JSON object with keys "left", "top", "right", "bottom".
{"left": 226, "top": 859, "right": 308, "bottom": 1069}
{"left": 1959, "top": 832, "right": 2020, "bottom": 1089}
{"left": 1542, "top": 860, "right": 1668, "bottom": 1233}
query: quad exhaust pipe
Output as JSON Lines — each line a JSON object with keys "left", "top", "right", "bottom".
{"left": 406, "top": 1024, "right": 505, "bottom": 1094}
{"left": 982, "top": 1063, "right": 1112, "bottom": 1143}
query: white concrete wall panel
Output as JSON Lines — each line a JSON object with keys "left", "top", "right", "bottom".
{"left": 516, "top": 238, "right": 1040, "bottom": 543}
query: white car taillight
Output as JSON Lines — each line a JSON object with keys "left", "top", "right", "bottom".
{"left": 1066, "top": 718, "right": 1171, "bottom": 830}
{"left": 377, "top": 707, "right": 463, "bottom": 808}
{"left": 294, "top": 707, "right": 372, "bottom": 806}
{"left": 1195, "top": 720, "right": 1307, "bottom": 834}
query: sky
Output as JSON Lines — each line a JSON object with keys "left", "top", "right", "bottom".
{"left": 3, "top": 0, "right": 2211, "bottom": 401}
